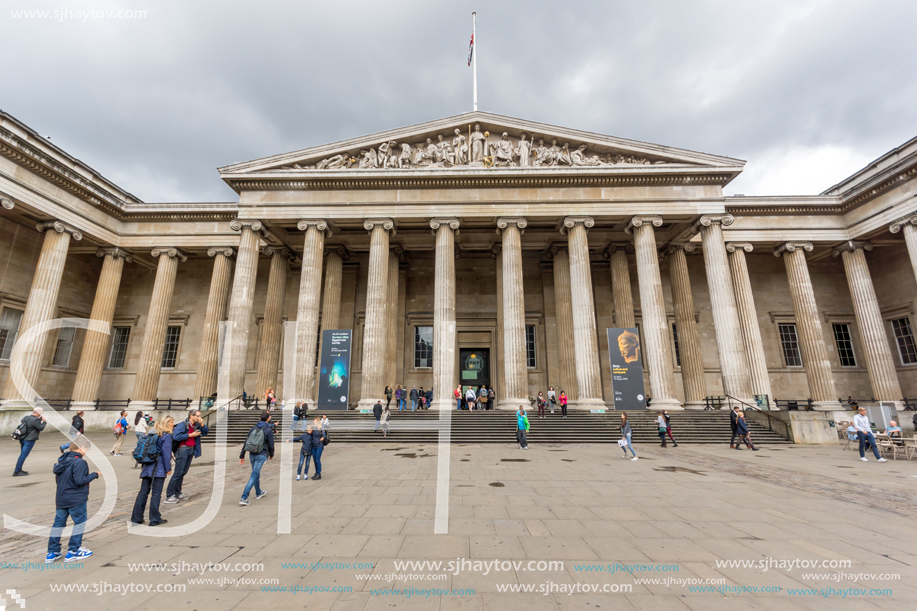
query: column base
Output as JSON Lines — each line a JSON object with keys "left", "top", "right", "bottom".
{"left": 70, "top": 401, "right": 98, "bottom": 412}
{"left": 683, "top": 401, "right": 706, "bottom": 411}
{"left": 430, "top": 399, "right": 455, "bottom": 412}
{"left": 497, "top": 399, "right": 532, "bottom": 411}
{"left": 355, "top": 399, "right": 380, "bottom": 412}
{"left": 0, "top": 399, "right": 35, "bottom": 411}
{"left": 647, "top": 398, "right": 684, "bottom": 411}
{"left": 572, "top": 398, "right": 608, "bottom": 410}
{"left": 810, "top": 400, "right": 842, "bottom": 412}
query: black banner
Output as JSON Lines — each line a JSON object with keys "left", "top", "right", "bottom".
{"left": 317, "top": 329, "right": 352, "bottom": 410}
{"left": 607, "top": 328, "right": 647, "bottom": 410}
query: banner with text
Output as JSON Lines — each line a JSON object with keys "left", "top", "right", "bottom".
{"left": 607, "top": 327, "right": 647, "bottom": 410}
{"left": 317, "top": 329, "right": 352, "bottom": 410}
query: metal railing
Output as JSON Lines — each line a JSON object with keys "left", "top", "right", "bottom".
{"left": 152, "top": 397, "right": 192, "bottom": 410}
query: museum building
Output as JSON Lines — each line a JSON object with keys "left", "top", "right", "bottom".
{"left": 1, "top": 110, "right": 916, "bottom": 414}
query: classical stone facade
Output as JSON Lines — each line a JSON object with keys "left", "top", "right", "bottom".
{"left": 2, "top": 110, "right": 917, "bottom": 411}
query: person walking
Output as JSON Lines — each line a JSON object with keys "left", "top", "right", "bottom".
{"left": 291, "top": 424, "right": 315, "bottom": 480}
{"left": 620, "top": 413, "right": 638, "bottom": 460}
{"left": 853, "top": 406, "right": 886, "bottom": 462}
{"left": 656, "top": 411, "right": 668, "bottom": 447}
{"left": 380, "top": 405, "right": 391, "bottom": 437}
{"left": 410, "top": 385, "right": 419, "bottom": 412}
{"left": 373, "top": 399, "right": 383, "bottom": 431}
{"left": 455, "top": 385, "right": 463, "bottom": 410}
{"left": 477, "top": 385, "right": 486, "bottom": 410}
{"left": 45, "top": 435, "right": 98, "bottom": 563}
{"left": 487, "top": 385, "right": 495, "bottom": 410}
{"left": 165, "top": 409, "right": 209, "bottom": 504}
{"left": 311, "top": 420, "right": 326, "bottom": 480}
{"left": 239, "top": 411, "right": 275, "bottom": 505}
{"left": 729, "top": 405, "right": 741, "bottom": 449}
{"left": 14, "top": 406, "right": 47, "bottom": 476}
{"left": 130, "top": 415, "right": 173, "bottom": 526}
{"left": 536, "top": 391, "right": 547, "bottom": 419}
{"left": 465, "top": 386, "right": 477, "bottom": 411}
{"left": 734, "top": 411, "right": 759, "bottom": 451}
{"left": 516, "top": 406, "right": 530, "bottom": 450}
{"left": 663, "top": 411, "right": 679, "bottom": 447}
{"left": 424, "top": 387, "right": 433, "bottom": 410}
{"left": 559, "top": 391, "right": 568, "bottom": 418}
{"left": 110, "top": 410, "right": 130, "bottom": 456}
{"left": 61, "top": 411, "right": 85, "bottom": 453}
{"left": 385, "top": 385, "right": 393, "bottom": 409}
{"left": 292, "top": 402, "right": 303, "bottom": 432}
{"left": 132, "top": 411, "right": 148, "bottom": 468}
{"left": 418, "top": 386, "right": 426, "bottom": 409}
{"left": 395, "top": 385, "right": 404, "bottom": 411}
{"left": 548, "top": 386, "right": 557, "bottom": 414}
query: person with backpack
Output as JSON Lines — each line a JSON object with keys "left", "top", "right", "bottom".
{"left": 311, "top": 419, "right": 326, "bottom": 480}
{"left": 465, "top": 386, "right": 477, "bottom": 411}
{"left": 536, "top": 391, "right": 547, "bottom": 419}
{"left": 165, "top": 410, "right": 208, "bottom": 504}
{"left": 455, "top": 385, "right": 463, "bottom": 410}
{"left": 656, "top": 411, "right": 669, "bottom": 447}
{"left": 373, "top": 399, "right": 383, "bottom": 431}
{"left": 290, "top": 424, "right": 316, "bottom": 480}
{"left": 61, "top": 411, "right": 86, "bottom": 454}
{"left": 487, "top": 386, "right": 495, "bottom": 410}
{"left": 130, "top": 415, "right": 174, "bottom": 526}
{"left": 410, "top": 385, "right": 419, "bottom": 412}
{"left": 516, "top": 406, "right": 530, "bottom": 450}
{"left": 418, "top": 386, "right": 426, "bottom": 409}
{"left": 239, "top": 411, "right": 275, "bottom": 505}
{"left": 424, "top": 387, "right": 433, "bottom": 410}
{"left": 395, "top": 385, "right": 404, "bottom": 411}
{"left": 13, "top": 406, "right": 47, "bottom": 476}
{"left": 132, "top": 411, "right": 148, "bottom": 467}
{"left": 110, "top": 410, "right": 130, "bottom": 456}
{"left": 45, "top": 434, "right": 98, "bottom": 563}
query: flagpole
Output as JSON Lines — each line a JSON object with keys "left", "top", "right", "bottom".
{"left": 472, "top": 11, "right": 477, "bottom": 111}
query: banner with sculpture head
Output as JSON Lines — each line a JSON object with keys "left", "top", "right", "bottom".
{"left": 607, "top": 328, "right": 647, "bottom": 410}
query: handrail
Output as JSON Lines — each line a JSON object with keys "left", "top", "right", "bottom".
{"left": 201, "top": 393, "right": 244, "bottom": 426}
{"left": 723, "top": 394, "right": 759, "bottom": 411}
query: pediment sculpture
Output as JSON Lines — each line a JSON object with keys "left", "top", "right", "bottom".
{"left": 281, "top": 124, "right": 667, "bottom": 171}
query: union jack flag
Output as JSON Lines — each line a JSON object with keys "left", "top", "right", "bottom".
{"left": 468, "top": 33, "right": 474, "bottom": 66}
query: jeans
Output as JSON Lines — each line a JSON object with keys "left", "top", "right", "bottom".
{"left": 622, "top": 433, "right": 636, "bottom": 457}
{"left": 15, "top": 439, "right": 35, "bottom": 473}
{"left": 47, "top": 502, "right": 87, "bottom": 554}
{"left": 297, "top": 450, "right": 312, "bottom": 476}
{"left": 397, "top": 398, "right": 404, "bottom": 411}
{"left": 858, "top": 431, "right": 881, "bottom": 459}
{"left": 242, "top": 452, "right": 268, "bottom": 500}
{"left": 292, "top": 415, "right": 299, "bottom": 431}
{"left": 312, "top": 445, "right": 323, "bottom": 475}
{"left": 131, "top": 476, "right": 165, "bottom": 524}
{"left": 374, "top": 416, "right": 381, "bottom": 431}
{"left": 456, "top": 398, "right": 462, "bottom": 411}
{"left": 538, "top": 403, "right": 545, "bottom": 417}
{"left": 516, "top": 429, "right": 528, "bottom": 448}
{"left": 561, "top": 403, "right": 567, "bottom": 416}
{"left": 167, "top": 446, "right": 194, "bottom": 497}
{"left": 411, "top": 399, "right": 417, "bottom": 412}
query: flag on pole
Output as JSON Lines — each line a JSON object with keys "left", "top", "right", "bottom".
{"left": 467, "top": 33, "right": 474, "bottom": 66}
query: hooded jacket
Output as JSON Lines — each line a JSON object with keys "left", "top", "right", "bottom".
{"left": 239, "top": 421, "right": 275, "bottom": 459}
{"left": 53, "top": 451, "right": 98, "bottom": 509}
{"left": 19, "top": 414, "right": 47, "bottom": 441}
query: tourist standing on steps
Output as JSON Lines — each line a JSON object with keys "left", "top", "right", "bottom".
{"left": 735, "top": 411, "right": 759, "bottom": 451}
{"left": 45, "top": 435, "right": 98, "bottom": 564}
{"left": 384, "top": 385, "right": 392, "bottom": 409}
{"left": 14, "top": 406, "right": 47, "bottom": 477}
{"left": 380, "top": 405, "right": 391, "bottom": 437}
{"left": 487, "top": 386, "right": 495, "bottom": 410}
{"left": 853, "top": 406, "right": 886, "bottom": 463}
{"left": 110, "top": 410, "right": 130, "bottom": 456}
{"left": 465, "top": 386, "right": 477, "bottom": 411}
{"left": 729, "top": 405, "right": 741, "bottom": 449}
{"left": 265, "top": 387, "right": 276, "bottom": 411}
{"left": 620, "top": 413, "right": 637, "bottom": 460}
{"left": 419, "top": 386, "right": 426, "bottom": 409}
{"left": 455, "top": 385, "right": 462, "bottom": 410}
{"left": 657, "top": 411, "right": 668, "bottom": 447}
{"left": 133, "top": 411, "right": 148, "bottom": 467}
{"left": 311, "top": 420, "right": 326, "bottom": 480}
{"left": 373, "top": 399, "right": 383, "bottom": 431}
{"left": 131, "top": 415, "right": 173, "bottom": 526}
{"left": 239, "top": 411, "right": 274, "bottom": 505}
{"left": 410, "top": 385, "right": 419, "bottom": 412}
{"left": 548, "top": 386, "right": 557, "bottom": 413}
{"left": 663, "top": 411, "right": 679, "bottom": 447}
{"left": 290, "top": 424, "right": 315, "bottom": 480}
{"left": 559, "top": 390, "right": 568, "bottom": 418}
{"left": 165, "top": 409, "right": 209, "bottom": 504}
{"left": 395, "top": 385, "right": 404, "bottom": 411}
{"left": 425, "top": 387, "right": 433, "bottom": 410}
{"left": 516, "top": 406, "right": 529, "bottom": 450}
{"left": 536, "top": 391, "right": 546, "bottom": 419}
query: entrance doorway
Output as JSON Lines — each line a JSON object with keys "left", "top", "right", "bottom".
{"left": 459, "top": 348, "right": 490, "bottom": 394}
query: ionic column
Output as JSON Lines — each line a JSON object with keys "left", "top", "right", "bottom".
{"left": 697, "top": 215, "right": 753, "bottom": 406}
{"left": 664, "top": 243, "right": 706, "bottom": 409}
{"left": 72, "top": 247, "right": 132, "bottom": 408}
{"left": 890, "top": 213, "right": 917, "bottom": 283}
{"left": 775, "top": 242, "right": 838, "bottom": 410}
{"left": 193, "top": 247, "right": 234, "bottom": 400}
{"left": 217, "top": 220, "right": 268, "bottom": 402}
{"left": 293, "top": 220, "right": 331, "bottom": 404}
{"left": 133, "top": 247, "right": 187, "bottom": 405}
{"left": 357, "top": 219, "right": 394, "bottom": 409}
{"left": 255, "top": 246, "right": 292, "bottom": 399}
{"left": 493, "top": 245, "right": 505, "bottom": 402}
{"left": 726, "top": 243, "right": 773, "bottom": 407}
{"left": 384, "top": 247, "right": 402, "bottom": 389}
{"left": 562, "top": 216, "right": 604, "bottom": 407}
{"left": 834, "top": 241, "right": 903, "bottom": 405}
{"left": 625, "top": 216, "right": 681, "bottom": 410}
{"left": 320, "top": 247, "right": 346, "bottom": 333}
{"left": 549, "top": 245, "right": 578, "bottom": 401}
{"left": 606, "top": 245, "right": 636, "bottom": 328}
{"left": 2, "top": 221, "right": 81, "bottom": 404}
{"left": 497, "top": 217, "right": 529, "bottom": 408}
{"left": 431, "top": 219, "right": 459, "bottom": 410}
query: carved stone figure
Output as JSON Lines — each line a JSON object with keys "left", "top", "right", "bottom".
{"left": 424, "top": 137, "right": 442, "bottom": 164}
{"left": 516, "top": 133, "right": 532, "bottom": 167}
{"left": 378, "top": 141, "right": 394, "bottom": 168}
{"left": 556, "top": 142, "right": 572, "bottom": 166}
{"left": 399, "top": 143, "right": 413, "bottom": 169}
{"left": 453, "top": 129, "right": 468, "bottom": 165}
{"left": 493, "top": 132, "right": 516, "bottom": 166}
{"left": 359, "top": 148, "right": 377, "bottom": 169}
{"left": 412, "top": 143, "right": 427, "bottom": 166}
{"left": 571, "top": 145, "right": 602, "bottom": 166}
{"left": 470, "top": 124, "right": 486, "bottom": 162}
{"left": 532, "top": 139, "right": 549, "bottom": 166}
{"left": 437, "top": 135, "right": 455, "bottom": 166}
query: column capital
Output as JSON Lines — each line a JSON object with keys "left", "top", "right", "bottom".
{"left": 889, "top": 212, "right": 917, "bottom": 233}
{"left": 297, "top": 219, "right": 333, "bottom": 236}
{"left": 363, "top": 218, "right": 396, "bottom": 236}
{"left": 151, "top": 246, "right": 188, "bottom": 262}
{"left": 560, "top": 216, "right": 594, "bottom": 234}
{"left": 207, "top": 246, "right": 235, "bottom": 258}
{"left": 96, "top": 247, "right": 133, "bottom": 263}
{"left": 603, "top": 242, "right": 635, "bottom": 258}
{"left": 832, "top": 240, "right": 873, "bottom": 257}
{"left": 660, "top": 242, "right": 696, "bottom": 261}
{"left": 694, "top": 214, "right": 735, "bottom": 233}
{"left": 430, "top": 218, "right": 460, "bottom": 235}
{"left": 323, "top": 245, "right": 350, "bottom": 261}
{"left": 262, "top": 245, "right": 294, "bottom": 260}
{"left": 230, "top": 218, "right": 271, "bottom": 240}
{"left": 774, "top": 241, "right": 813, "bottom": 257}
{"left": 1, "top": 197, "right": 13, "bottom": 210}
{"left": 624, "top": 215, "right": 662, "bottom": 235}
{"left": 496, "top": 217, "right": 527, "bottom": 234}
{"left": 36, "top": 220, "right": 82, "bottom": 241}
{"left": 725, "top": 242, "right": 753, "bottom": 254}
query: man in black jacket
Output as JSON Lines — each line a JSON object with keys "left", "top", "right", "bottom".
{"left": 410, "top": 386, "right": 419, "bottom": 412}
{"left": 165, "top": 410, "right": 208, "bottom": 503}
{"left": 239, "top": 411, "right": 274, "bottom": 505}
{"left": 729, "top": 405, "right": 741, "bottom": 449}
{"left": 46, "top": 436, "right": 98, "bottom": 563}
{"left": 373, "top": 400, "right": 383, "bottom": 431}
{"left": 14, "top": 407, "right": 47, "bottom": 476}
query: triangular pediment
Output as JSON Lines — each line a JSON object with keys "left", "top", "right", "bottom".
{"left": 219, "top": 111, "right": 744, "bottom": 178}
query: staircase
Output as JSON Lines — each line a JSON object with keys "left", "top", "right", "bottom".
{"left": 202, "top": 410, "right": 791, "bottom": 446}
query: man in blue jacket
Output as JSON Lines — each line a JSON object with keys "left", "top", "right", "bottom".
{"left": 46, "top": 436, "right": 99, "bottom": 563}
{"left": 239, "top": 411, "right": 275, "bottom": 505}
{"left": 165, "top": 410, "right": 208, "bottom": 504}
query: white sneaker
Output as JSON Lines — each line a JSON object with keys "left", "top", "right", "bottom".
{"left": 860, "top": 457, "right": 868, "bottom": 462}
{"left": 631, "top": 456, "right": 638, "bottom": 461}
{"left": 877, "top": 458, "right": 887, "bottom": 463}
{"left": 296, "top": 475, "right": 300, "bottom": 481}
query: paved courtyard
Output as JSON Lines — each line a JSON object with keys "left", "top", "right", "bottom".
{"left": 1, "top": 433, "right": 915, "bottom": 610}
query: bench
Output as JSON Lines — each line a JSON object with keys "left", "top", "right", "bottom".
{"left": 94, "top": 399, "right": 132, "bottom": 411}
{"left": 773, "top": 398, "right": 811, "bottom": 411}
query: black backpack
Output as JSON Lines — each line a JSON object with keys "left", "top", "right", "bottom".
{"left": 322, "top": 429, "right": 330, "bottom": 447}
{"left": 132, "top": 433, "right": 161, "bottom": 464}
{"left": 11, "top": 419, "right": 29, "bottom": 441}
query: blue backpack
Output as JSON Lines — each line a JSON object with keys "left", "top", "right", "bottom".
{"left": 132, "top": 433, "right": 161, "bottom": 464}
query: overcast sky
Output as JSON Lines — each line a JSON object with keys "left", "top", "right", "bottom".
{"left": 3, "top": 0, "right": 915, "bottom": 202}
